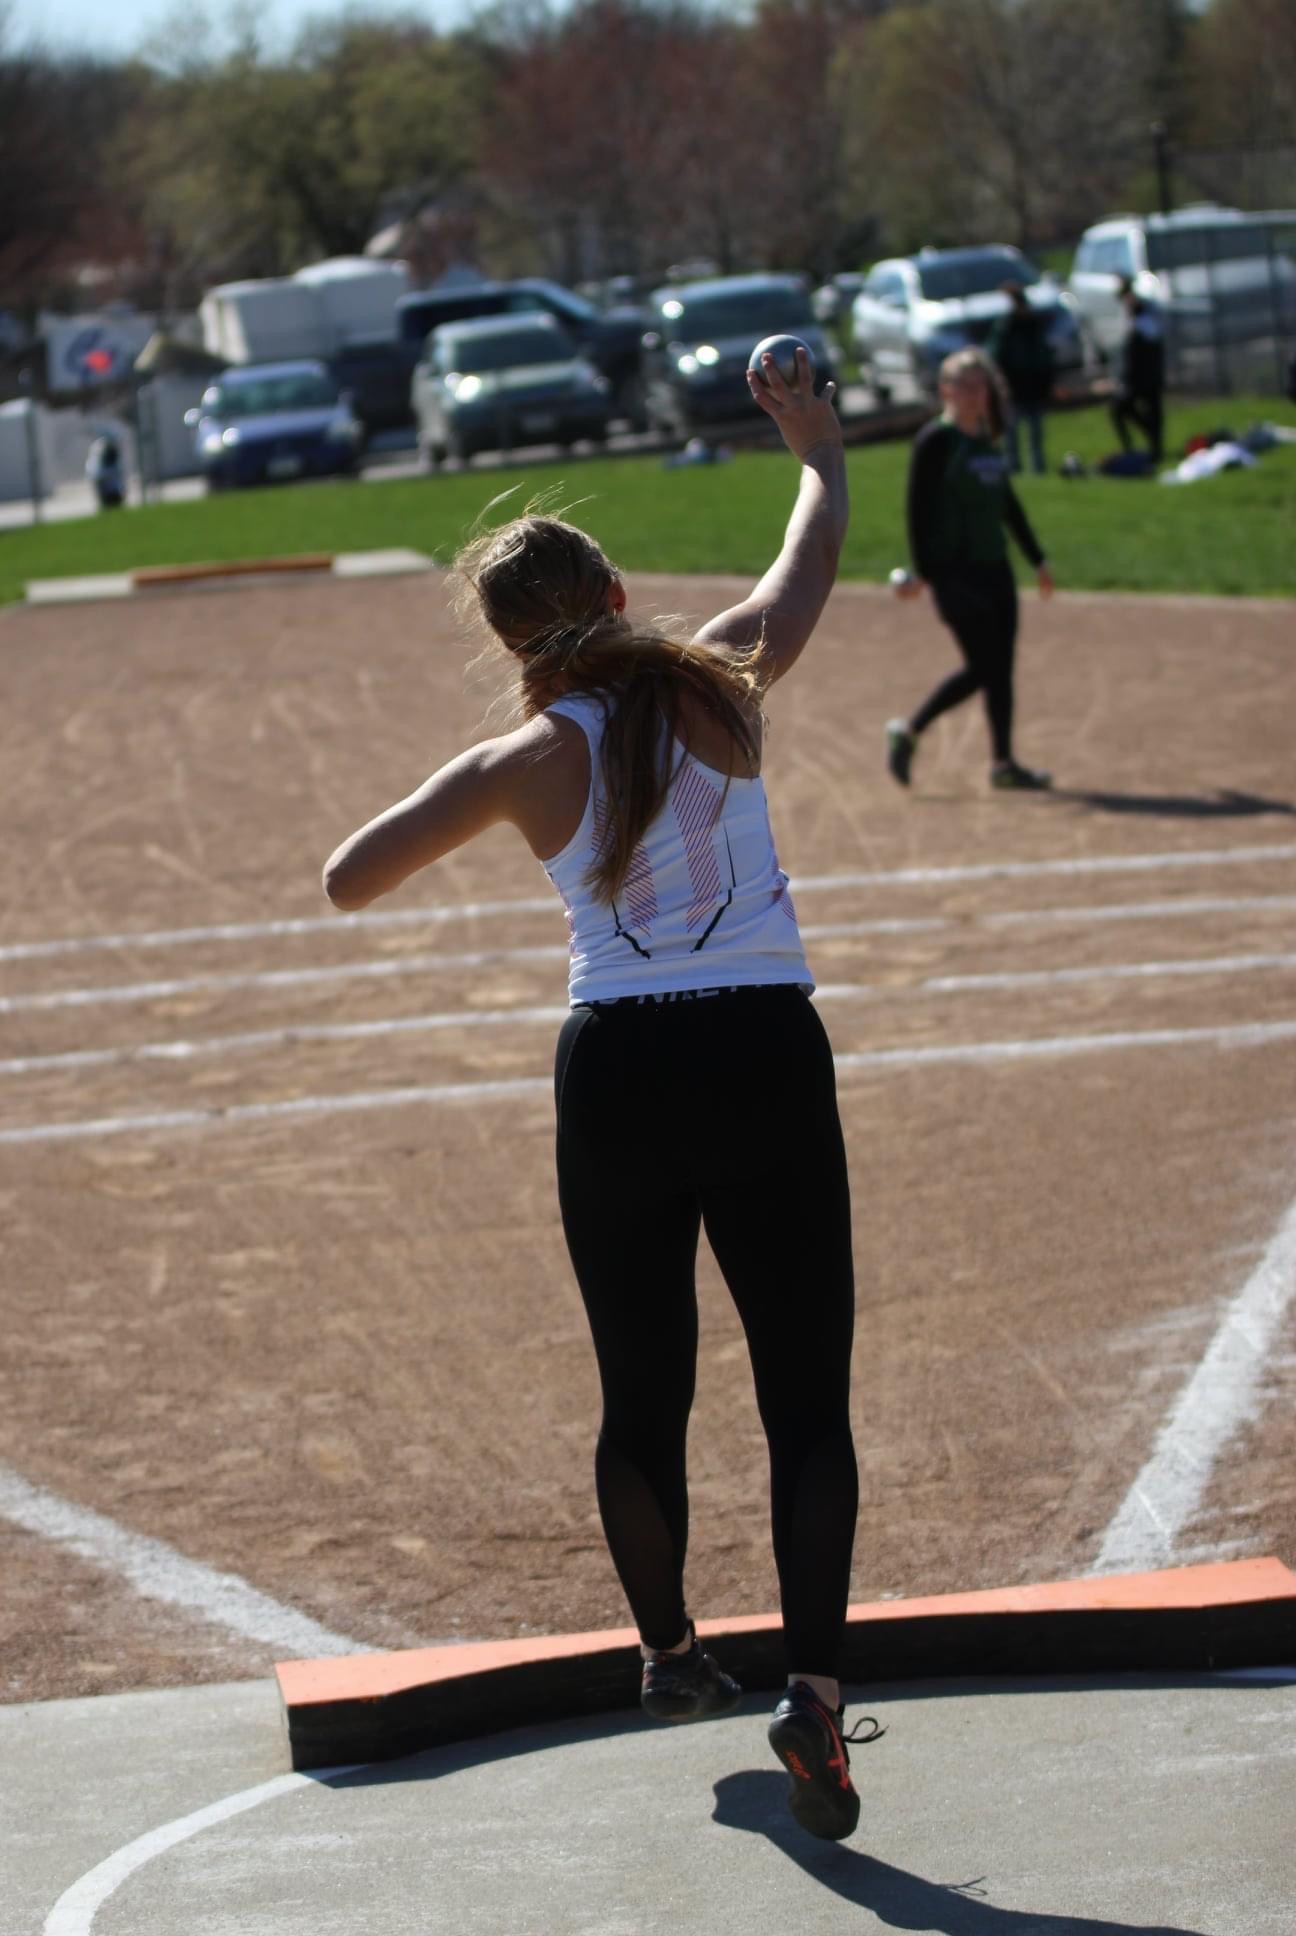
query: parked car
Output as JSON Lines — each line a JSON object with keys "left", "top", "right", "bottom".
{"left": 185, "top": 361, "right": 363, "bottom": 489}
{"left": 849, "top": 246, "right": 1087, "bottom": 399}
{"left": 639, "top": 273, "right": 838, "bottom": 435}
{"left": 411, "top": 313, "right": 613, "bottom": 466}
{"left": 396, "top": 279, "right": 648, "bottom": 428}
{"left": 1068, "top": 205, "right": 1296, "bottom": 361}
{"left": 328, "top": 337, "right": 416, "bottom": 439}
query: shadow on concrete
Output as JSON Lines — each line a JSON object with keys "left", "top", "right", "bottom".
{"left": 309, "top": 1671, "right": 1292, "bottom": 1789}
{"left": 851, "top": 1669, "right": 1296, "bottom": 1705}
{"left": 711, "top": 1769, "right": 1204, "bottom": 1936}
{"left": 316, "top": 1704, "right": 653, "bottom": 1789}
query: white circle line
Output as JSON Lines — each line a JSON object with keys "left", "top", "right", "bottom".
{"left": 43, "top": 1765, "right": 365, "bottom": 1936}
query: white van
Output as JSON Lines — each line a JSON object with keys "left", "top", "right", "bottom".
{"left": 1069, "top": 205, "right": 1296, "bottom": 360}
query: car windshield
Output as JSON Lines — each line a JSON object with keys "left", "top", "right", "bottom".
{"left": 209, "top": 373, "right": 338, "bottom": 417}
{"left": 656, "top": 287, "right": 814, "bottom": 340}
{"left": 917, "top": 252, "right": 1041, "bottom": 300}
{"left": 441, "top": 328, "right": 567, "bottom": 372}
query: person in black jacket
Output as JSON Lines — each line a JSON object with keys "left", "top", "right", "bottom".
{"left": 886, "top": 347, "right": 1055, "bottom": 792}
{"left": 1110, "top": 276, "right": 1165, "bottom": 463}
{"left": 986, "top": 282, "right": 1053, "bottom": 475}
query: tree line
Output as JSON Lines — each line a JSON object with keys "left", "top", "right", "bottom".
{"left": 2, "top": 0, "right": 1293, "bottom": 320}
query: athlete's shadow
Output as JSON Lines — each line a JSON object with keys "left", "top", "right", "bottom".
{"left": 1053, "top": 786, "right": 1296, "bottom": 819}
{"left": 711, "top": 1771, "right": 1203, "bottom": 1936}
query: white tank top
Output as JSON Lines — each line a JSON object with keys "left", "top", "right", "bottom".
{"left": 541, "top": 691, "right": 813, "bottom": 1003}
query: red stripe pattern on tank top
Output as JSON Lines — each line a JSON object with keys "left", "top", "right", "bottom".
{"left": 594, "top": 799, "right": 658, "bottom": 934}
{"left": 673, "top": 761, "right": 724, "bottom": 931}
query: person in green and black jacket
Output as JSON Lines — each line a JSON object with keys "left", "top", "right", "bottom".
{"left": 986, "top": 281, "right": 1054, "bottom": 475}
{"left": 886, "top": 347, "right": 1055, "bottom": 792}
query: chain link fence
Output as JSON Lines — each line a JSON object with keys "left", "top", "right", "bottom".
{"left": 1153, "top": 210, "right": 1296, "bottom": 395}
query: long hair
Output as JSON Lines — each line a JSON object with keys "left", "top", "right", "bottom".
{"left": 940, "top": 346, "right": 1010, "bottom": 442}
{"left": 453, "top": 506, "right": 763, "bottom": 904}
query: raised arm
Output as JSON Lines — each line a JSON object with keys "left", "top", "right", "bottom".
{"left": 693, "top": 347, "right": 848, "bottom": 685}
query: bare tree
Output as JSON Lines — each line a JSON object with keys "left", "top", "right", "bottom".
{"left": 123, "top": 13, "right": 483, "bottom": 292}
{"left": 837, "top": 0, "right": 1189, "bottom": 256}
{"left": 1182, "top": 0, "right": 1296, "bottom": 205}
{"left": 0, "top": 14, "right": 142, "bottom": 308}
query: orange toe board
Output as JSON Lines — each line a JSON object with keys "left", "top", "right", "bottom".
{"left": 277, "top": 1557, "right": 1296, "bottom": 1770}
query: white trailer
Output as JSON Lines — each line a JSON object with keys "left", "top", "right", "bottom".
{"left": 200, "top": 259, "right": 411, "bottom": 365}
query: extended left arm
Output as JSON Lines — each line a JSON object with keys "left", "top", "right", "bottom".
{"left": 323, "top": 738, "right": 517, "bottom": 911}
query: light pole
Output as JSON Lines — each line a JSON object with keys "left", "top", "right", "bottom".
{"left": 1151, "top": 122, "right": 1173, "bottom": 217}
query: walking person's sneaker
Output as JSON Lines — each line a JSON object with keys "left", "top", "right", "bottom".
{"left": 991, "top": 759, "right": 1052, "bottom": 791}
{"left": 768, "top": 1681, "right": 886, "bottom": 1841}
{"left": 885, "top": 719, "right": 916, "bottom": 787}
{"left": 640, "top": 1623, "right": 742, "bottom": 1723}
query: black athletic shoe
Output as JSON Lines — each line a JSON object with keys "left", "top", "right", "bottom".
{"left": 886, "top": 719, "right": 916, "bottom": 787}
{"left": 768, "top": 1682, "right": 886, "bottom": 1841}
{"left": 991, "top": 759, "right": 1052, "bottom": 791}
{"left": 640, "top": 1624, "right": 742, "bottom": 1723}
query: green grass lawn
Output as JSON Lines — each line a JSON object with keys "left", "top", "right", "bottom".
{"left": 2, "top": 395, "right": 1293, "bottom": 608}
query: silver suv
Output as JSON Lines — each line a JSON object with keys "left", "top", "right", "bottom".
{"left": 849, "top": 245, "right": 1086, "bottom": 399}
{"left": 1069, "top": 206, "right": 1296, "bottom": 361}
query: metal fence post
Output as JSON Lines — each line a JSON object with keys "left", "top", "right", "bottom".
{"left": 1204, "top": 224, "right": 1228, "bottom": 396}
{"left": 1263, "top": 219, "right": 1285, "bottom": 396}
{"left": 18, "top": 370, "right": 43, "bottom": 523}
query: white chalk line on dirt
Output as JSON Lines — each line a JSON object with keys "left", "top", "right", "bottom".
{"left": 0, "top": 1003, "right": 572, "bottom": 1076}
{"left": 43, "top": 1766, "right": 367, "bottom": 1936}
{"left": 0, "top": 944, "right": 568, "bottom": 1016}
{"left": 5, "top": 1018, "right": 1296, "bottom": 1148}
{"left": 980, "top": 893, "right": 1296, "bottom": 929}
{"left": 1093, "top": 1194, "right": 1296, "bottom": 1576}
{"left": 4, "top": 839, "right": 1294, "bottom": 966}
{"left": 7, "top": 950, "right": 1296, "bottom": 1081}
{"left": 1, "top": 895, "right": 557, "bottom": 964}
{"left": 7, "top": 903, "right": 1296, "bottom": 1021}
{"left": 920, "top": 949, "right": 1296, "bottom": 995}
{"left": 0, "top": 1465, "right": 366, "bottom": 1659}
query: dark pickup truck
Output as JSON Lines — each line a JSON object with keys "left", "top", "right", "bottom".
{"left": 394, "top": 279, "right": 649, "bottom": 429}
{"left": 328, "top": 338, "right": 417, "bottom": 441}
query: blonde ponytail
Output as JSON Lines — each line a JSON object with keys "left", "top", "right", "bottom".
{"left": 454, "top": 510, "right": 762, "bottom": 904}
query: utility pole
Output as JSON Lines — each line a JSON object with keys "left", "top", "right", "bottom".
{"left": 1151, "top": 122, "right": 1173, "bottom": 216}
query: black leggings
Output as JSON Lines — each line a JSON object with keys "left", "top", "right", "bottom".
{"left": 554, "top": 985, "right": 857, "bottom": 1675}
{"left": 1111, "top": 389, "right": 1164, "bottom": 462}
{"left": 911, "top": 560, "right": 1018, "bottom": 764}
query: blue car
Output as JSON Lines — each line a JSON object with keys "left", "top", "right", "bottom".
{"left": 186, "top": 361, "right": 364, "bottom": 490}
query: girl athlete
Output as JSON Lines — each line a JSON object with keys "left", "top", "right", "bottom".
{"left": 323, "top": 347, "right": 881, "bottom": 1842}
{"left": 886, "top": 346, "right": 1056, "bottom": 792}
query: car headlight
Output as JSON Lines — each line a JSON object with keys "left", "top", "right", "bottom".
{"left": 694, "top": 344, "right": 720, "bottom": 366}
{"left": 453, "top": 374, "right": 483, "bottom": 403}
{"left": 677, "top": 353, "right": 699, "bottom": 377}
{"left": 201, "top": 430, "right": 227, "bottom": 456}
